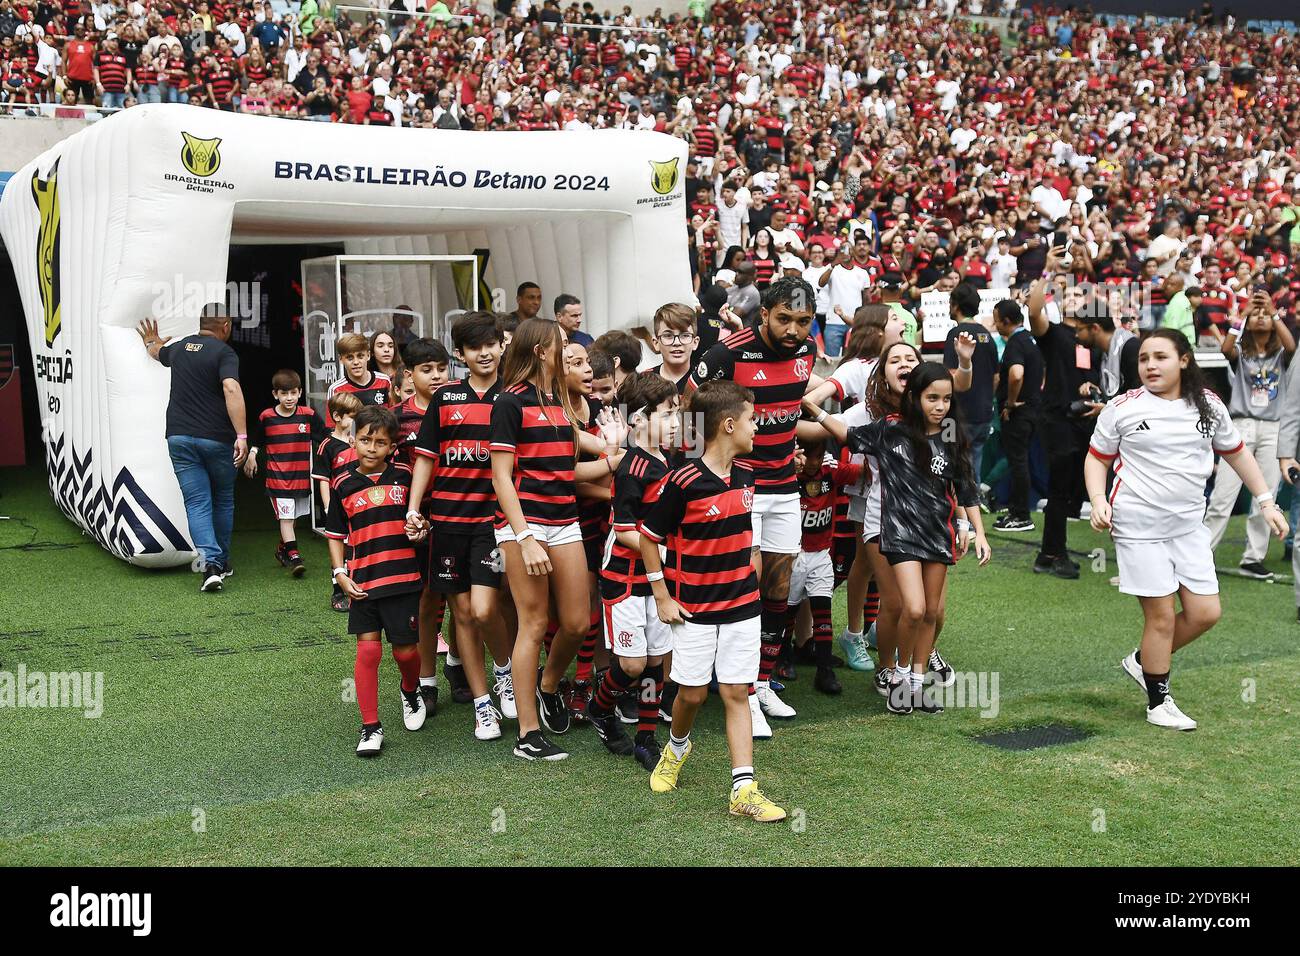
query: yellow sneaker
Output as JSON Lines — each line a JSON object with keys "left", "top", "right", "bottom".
{"left": 729, "top": 781, "right": 786, "bottom": 822}
{"left": 650, "top": 739, "right": 692, "bottom": 793}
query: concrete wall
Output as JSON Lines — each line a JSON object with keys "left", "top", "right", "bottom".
{"left": 0, "top": 118, "right": 96, "bottom": 175}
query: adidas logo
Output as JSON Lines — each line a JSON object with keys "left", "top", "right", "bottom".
{"left": 451, "top": 410, "right": 464, "bottom": 422}
{"left": 706, "top": 504, "right": 722, "bottom": 517}
{"left": 752, "top": 370, "right": 768, "bottom": 381}
{"left": 1135, "top": 420, "right": 1150, "bottom": 432}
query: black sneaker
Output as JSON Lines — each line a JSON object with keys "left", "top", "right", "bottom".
{"left": 420, "top": 684, "right": 439, "bottom": 719}
{"left": 886, "top": 680, "right": 913, "bottom": 715}
{"left": 775, "top": 644, "right": 797, "bottom": 682}
{"left": 633, "top": 734, "right": 661, "bottom": 771}
{"left": 927, "top": 649, "right": 956, "bottom": 687}
{"left": 200, "top": 564, "right": 224, "bottom": 592}
{"left": 915, "top": 684, "right": 945, "bottom": 714}
{"left": 1033, "top": 553, "right": 1079, "bottom": 579}
{"left": 617, "top": 694, "right": 639, "bottom": 725}
{"left": 1239, "top": 561, "right": 1274, "bottom": 580}
{"left": 331, "top": 590, "right": 350, "bottom": 613}
{"left": 587, "top": 700, "right": 634, "bottom": 755}
{"left": 219, "top": 562, "right": 234, "bottom": 579}
{"left": 274, "top": 545, "right": 291, "bottom": 569}
{"left": 288, "top": 550, "right": 305, "bottom": 578}
{"left": 874, "top": 667, "right": 891, "bottom": 696}
{"left": 793, "top": 641, "right": 842, "bottom": 667}
{"left": 512, "top": 729, "right": 568, "bottom": 761}
{"left": 537, "top": 673, "right": 571, "bottom": 734}
{"left": 993, "top": 515, "right": 1035, "bottom": 532}
{"left": 444, "top": 660, "right": 472, "bottom": 704}
{"left": 814, "top": 664, "right": 842, "bottom": 695}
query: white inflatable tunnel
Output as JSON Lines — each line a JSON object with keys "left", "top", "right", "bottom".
{"left": 0, "top": 104, "right": 690, "bottom": 568}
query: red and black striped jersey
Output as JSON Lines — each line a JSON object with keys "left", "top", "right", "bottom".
{"left": 799, "top": 458, "right": 859, "bottom": 553}
{"left": 639, "top": 459, "right": 759, "bottom": 625}
{"left": 324, "top": 461, "right": 423, "bottom": 598}
{"left": 750, "top": 254, "right": 777, "bottom": 288}
{"left": 325, "top": 371, "right": 391, "bottom": 426}
{"left": 312, "top": 434, "right": 356, "bottom": 483}
{"left": 413, "top": 379, "right": 499, "bottom": 529}
{"left": 95, "top": 52, "right": 129, "bottom": 92}
{"left": 255, "top": 405, "right": 325, "bottom": 497}
{"left": 490, "top": 381, "right": 578, "bottom": 527}
{"left": 1199, "top": 284, "right": 1234, "bottom": 330}
{"left": 577, "top": 401, "right": 611, "bottom": 547}
{"left": 393, "top": 394, "right": 429, "bottom": 469}
{"left": 688, "top": 326, "right": 815, "bottom": 495}
{"left": 601, "top": 446, "right": 671, "bottom": 600}
{"left": 205, "top": 66, "right": 237, "bottom": 102}
{"left": 692, "top": 125, "right": 718, "bottom": 159}
{"left": 831, "top": 446, "right": 859, "bottom": 542}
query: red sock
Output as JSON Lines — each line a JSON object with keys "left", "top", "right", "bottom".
{"left": 430, "top": 597, "right": 446, "bottom": 638}
{"left": 575, "top": 614, "right": 598, "bottom": 682}
{"left": 637, "top": 663, "right": 664, "bottom": 735}
{"left": 392, "top": 644, "right": 420, "bottom": 693}
{"left": 544, "top": 617, "right": 558, "bottom": 655}
{"left": 355, "top": 641, "right": 382, "bottom": 725}
{"left": 864, "top": 580, "right": 880, "bottom": 629}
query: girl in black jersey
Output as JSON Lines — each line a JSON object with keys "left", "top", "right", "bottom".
{"left": 810, "top": 362, "right": 991, "bottom": 714}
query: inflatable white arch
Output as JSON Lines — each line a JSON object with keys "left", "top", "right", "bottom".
{"left": 0, "top": 104, "right": 691, "bottom": 568}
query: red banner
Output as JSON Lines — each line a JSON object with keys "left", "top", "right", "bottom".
{"left": 0, "top": 345, "right": 28, "bottom": 467}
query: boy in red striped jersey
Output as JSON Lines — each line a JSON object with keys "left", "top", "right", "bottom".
{"left": 407, "top": 313, "right": 517, "bottom": 742}
{"left": 687, "top": 276, "right": 818, "bottom": 737}
{"left": 244, "top": 369, "right": 326, "bottom": 576}
{"left": 589, "top": 372, "right": 679, "bottom": 769}
{"left": 313, "top": 390, "right": 362, "bottom": 613}
{"left": 326, "top": 407, "right": 430, "bottom": 758}
{"left": 392, "top": 338, "right": 450, "bottom": 717}
{"left": 326, "top": 333, "right": 391, "bottom": 426}
{"left": 640, "top": 380, "right": 787, "bottom": 822}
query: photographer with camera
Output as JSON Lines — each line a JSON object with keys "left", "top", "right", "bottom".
{"left": 1075, "top": 303, "right": 1140, "bottom": 402}
{"left": 1206, "top": 289, "right": 1296, "bottom": 580}
{"left": 1026, "top": 251, "right": 1102, "bottom": 579}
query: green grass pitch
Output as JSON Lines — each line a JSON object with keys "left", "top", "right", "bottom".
{"left": 1, "top": 466, "right": 1297, "bottom": 866}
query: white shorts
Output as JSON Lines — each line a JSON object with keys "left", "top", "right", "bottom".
{"left": 271, "top": 496, "right": 310, "bottom": 520}
{"left": 752, "top": 493, "right": 801, "bottom": 555}
{"left": 847, "top": 493, "right": 867, "bottom": 525}
{"left": 493, "top": 521, "right": 583, "bottom": 549}
{"left": 670, "top": 616, "right": 761, "bottom": 686}
{"left": 603, "top": 594, "right": 673, "bottom": 658}
{"left": 1114, "top": 525, "right": 1219, "bottom": 598}
{"left": 861, "top": 488, "right": 882, "bottom": 541}
{"left": 787, "top": 549, "right": 834, "bottom": 603}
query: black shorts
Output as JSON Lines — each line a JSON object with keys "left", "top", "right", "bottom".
{"left": 348, "top": 589, "right": 420, "bottom": 643}
{"left": 832, "top": 535, "right": 857, "bottom": 584}
{"left": 583, "top": 530, "right": 604, "bottom": 574}
{"left": 427, "top": 526, "right": 501, "bottom": 593}
{"left": 413, "top": 536, "right": 431, "bottom": 584}
{"left": 883, "top": 550, "right": 952, "bottom": 567}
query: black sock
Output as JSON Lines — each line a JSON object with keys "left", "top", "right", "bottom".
{"left": 1143, "top": 670, "right": 1170, "bottom": 709}
{"left": 332, "top": 582, "right": 343, "bottom": 597}
{"left": 284, "top": 539, "right": 298, "bottom": 554}
{"left": 635, "top": 728, "right": 656, "bottom": 747}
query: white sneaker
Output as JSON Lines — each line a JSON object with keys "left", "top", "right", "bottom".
{"left": 494, "top": 671, "right": 517, "bottom": 719}
{"left": 356, "top": 723, "right": 384, "bottom": 757}
{"left": 474, "top": 701, "right": 503, "bottom": 741}
{"left": 756, "top": 681, "right": 797, "bottom": 719}
{"left": 749, "top": 693, "right": 773, "bottom": 739}
{"left": 1120, "top": 650, "right": 1145, "bottom": 693}
{"left": 400, "top": 686, "right": 427, "bottom": 731}
{"left": 1146, "top": 696, "right": 1197, "bottom": 731}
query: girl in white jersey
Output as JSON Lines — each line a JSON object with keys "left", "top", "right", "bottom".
{"left": 1086, "top": 330, "right": 1288, "bottom": 731}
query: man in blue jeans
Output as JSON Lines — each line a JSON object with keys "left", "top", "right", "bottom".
{"left": 137, "top": 311, "right": 248, "bottom": 592}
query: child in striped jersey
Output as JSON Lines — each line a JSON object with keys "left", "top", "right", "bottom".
{"left": 327, "top": 333, "right": 391, "bottom": 426}
{"left": 588, "top": 372, "right": 680, "bottom": 769}
{"left": 640, "top": 380, "right": 787, "bottom": 822}
{"left": 244, "top": 369, "right": 326, "bottom": 577}
{"left": 314, "top": 390, "right": 363, "bottom": 613}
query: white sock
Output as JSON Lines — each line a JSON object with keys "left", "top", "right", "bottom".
{"left": 419, "top": 676, "right": 437, "bottom": 688}
{"left": 844, "top": 628, "right": 863, "bottom": 641}
{"left": 493, "top": 658, "right": 511, "bottom": 676}
{"left": 731, "top": 765, "right": 754, "bottom": 794}
{"left": 473, "top": 694, "right": 491, "bottom": 709}
{"left": 891, "top": 666, "right": 908, "bottom": 683}
{"left": 446, "top": 650, "right": 461, "bottom": 667}
{"left": 908, "top": 670, "right": 924, "bottom": 688}
{"left": 669, "top": 732, "right": 690, "bottom": 758}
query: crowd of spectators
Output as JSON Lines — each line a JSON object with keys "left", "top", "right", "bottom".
{"left": 2, "top": 0, "right": 1299, "bottom": 343}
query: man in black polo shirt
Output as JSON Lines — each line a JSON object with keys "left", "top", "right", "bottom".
{"left": 943, "top": 282, "right": 999, "bottom": 483}
{"left": 1026, "top": 259, "right": 1102, "bottom": 579}
{"left": 992, "top": 299, "right": 1043, "bottom": 532}
{"left": 137, "top": 309, "right": 248, "bottom": 593}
